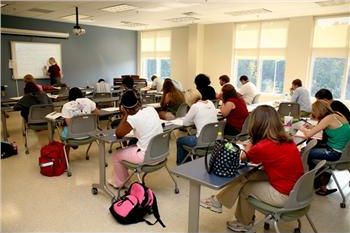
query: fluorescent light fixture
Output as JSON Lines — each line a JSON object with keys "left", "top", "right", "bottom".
{"left": 61, "top": 14, "right": 91, "bottom": 21}
{"left": 120, "top": 21, "right": 147, "bottom": 27}
{"left": 226, "top": 8, "right": 272, "bottom": 16}
{"left": 1, "top": 27, "right": 69, "bottom": 39}
{"left": 28, "top": 8, "right": 54, "bottom": 14}
{"left": 101, "top": 4, "right": 137, "bottom": 13}
{"left": 183, "top": 12, "right": 198, "bottom": 16}
{"left": 166, "top": 17, "right": 200, "bottom": 23}
{"left": 1, "top": 4, "right": 7, "bottom": 8}
{"left": 315, "top": 0, "right": 350, "bottom": 7}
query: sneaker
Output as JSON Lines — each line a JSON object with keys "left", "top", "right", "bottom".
{"left": 227, "top": 221, "right": 255, "bottom": 233}
{"left": 200, "top": 195, "right": 223, "bottom": 213}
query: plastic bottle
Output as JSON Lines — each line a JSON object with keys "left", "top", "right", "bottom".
{"left": 12, "top": 141, "right": 18, "bottom": 153}
{"left": 216, "top": 131, "right": 224, "bottom": 142}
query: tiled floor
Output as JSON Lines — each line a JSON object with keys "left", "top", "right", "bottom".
{"left": 1, "top": 111, "right": 350, "bottom": 232}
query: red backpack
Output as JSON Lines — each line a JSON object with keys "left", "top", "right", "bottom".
{"left": 109, "top": 182, "right": 165, "bottom": 227}
{"left": 39, "top": 141, "right": 67, "bottom": 177}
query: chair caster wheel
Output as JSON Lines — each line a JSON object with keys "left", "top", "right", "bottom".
{"left": 111, "top": 197, "right": 117, "bottom": 204}
{"left": 105, "top": 163, "right": 108, "bottom": 167}
{"left": 67, "top": 171, "right": 72, "bottom": 177}
{"left": 294, "top": 228, "right": 301, "bottom": 233}
{"left": 340, "top": 203, "right": 346, "bottom": 208}
{"left": 264, "top": 222, "right": 270, "bottom": 230}
{"left": 86, "top": 156, "right": 90, "bottom": 160}
{"left": 25, "top": 150, "right": 29, "bottom": 154}
{"left": 108, "top": 149, "right": 112, "bottom": 153}
{"left": 91, "top": 187, "right": 98, "bottom": 195}
{"left": 175, "top": 188, "right": 180, "bottom": 194}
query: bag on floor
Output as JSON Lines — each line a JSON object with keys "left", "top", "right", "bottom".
{"left": 39, "top": 141, "right": 66, "bottom": 177}
{"left": 109, "top": 182, "right": 165, "bottom": 228}
{"left": 1, "top": 141, "right": 18, "bottom": 159}
{"left": 205, "top": 139, "right": 241, "bottom": 177}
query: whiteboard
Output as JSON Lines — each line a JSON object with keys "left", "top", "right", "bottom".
{"left": 11, "top": 41, "right": 62, "bottom": 80}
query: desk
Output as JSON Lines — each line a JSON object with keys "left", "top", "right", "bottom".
{"left": 171, "top": 158, "right": 256, "bottom": 233}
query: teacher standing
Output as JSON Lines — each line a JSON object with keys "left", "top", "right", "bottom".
{"left": 45, "top": 57, "right": 63, "bottom": 85}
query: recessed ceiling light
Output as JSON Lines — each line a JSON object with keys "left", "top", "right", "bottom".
{"left": 61, "top": 14, "right": 91, "bottom": 21}
{"left": 315, "top": 0, "right": 350, "bottom": 7}
{"left": 28, "top": 8, "right": 54, "bottom": 14}
{"left": 101, "top": 4, "right": 137, "bottom": 13}
{"left": 120, "top": 21, "right": 147, "bottom": 27}
{"left": 166, "top": 17, "right": 200, "bottom": 23}
{"left": 226, "top": 8, "right": 272, "bottom": 16}
{"left": 183, "top": 12, "right": 198, "bottom": 16}
{"left": 1, "top": 4, "right": 7, "bottom": 8}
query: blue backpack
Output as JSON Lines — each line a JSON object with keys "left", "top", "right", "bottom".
{"left": 109, "top": 182, "right": 165, "bottom": 227}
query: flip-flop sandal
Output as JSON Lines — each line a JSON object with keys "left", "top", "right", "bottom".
{"left": 316, "top": 188, "right": 337, "bottom": 196}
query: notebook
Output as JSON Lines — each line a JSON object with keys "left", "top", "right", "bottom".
{"left": 45, "top": 112, "right": 62, "bottom": 120}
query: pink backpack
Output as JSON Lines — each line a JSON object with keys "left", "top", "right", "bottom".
{"left": 109, "top": 182, "right": 165, "bottom": 227}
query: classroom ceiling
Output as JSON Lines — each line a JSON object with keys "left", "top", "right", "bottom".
{"left": 1, "top": 0, "right": 350, "bottom": 31}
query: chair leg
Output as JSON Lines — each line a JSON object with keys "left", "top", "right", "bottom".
{"left": 63, "top": 145, "right": 72, "bottom": 177}
{"left": 331, "top": 171, "right": 346, "bottom": 208}
{"left": 117, "top": 171, "right": 136, "bottom": 198}
{"left": 108, "top": 142, "right": 114, "bottom": 153}
{"left": 142, "top": 172, "right": 148, "bottom": 184}
{"left": 85, "top": 142, "right": 93, "bottom": 160}
{"left": 181, "top": 152, "right": 194, "bottom": 164}
{"left": 165, "top": 164, "right": 180, "bottom": 194}
{"left": 272, "top": 220, "right": 281, "bottom": 233}
{"left": 306, "top": 213, "right": 318, "bottom": 233}
{"left": 24, "top": 127, "right": 29, "bottom": 154}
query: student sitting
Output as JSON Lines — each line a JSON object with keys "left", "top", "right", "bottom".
{"left": 200, "top": 105, "right": 304, "bottom": 233}
{"left": 150, "top": 75, "right": 164, "bottom": 92}
{"left": 121, "top": 75, "right": 142, "bottom": 102}
{"left": 315, "top": 88, "right": 350, "bottom": 122}
{"left": 60, "top": 88, "right": 100, "bottom": 154}
{"left": 195, "top": 73, "right": 216, "bottom": 101}
{"left": 299, "top": 100, "right": 350, "bottom": 196}
{"left": 237, "top": 75, "right": 257, "bottom": 105}
{"left": 176, "top": 89, "right": 217, "bottom": 165}
{"left": 220, "top": 84, "right": 249, "bottom": 136}
{"left": 95, "top": 78, "right": 111, "bottom": 93}
{"left": 24, "top": 74, "right": 57, "bottom": 93}
{"left": 109, "top": 90, "right": 163, "bottom": 188}
{"left": 14, "top": 82, "right": 52, "bottom": 122}
{"left": 290, "top": 79, "right": 311, "bottom": 117}
{"left": 216, "top": 74, "right": 230, "bottom": 99}
{"left": 158, "top": 78, "right": 185, "bottom": 120}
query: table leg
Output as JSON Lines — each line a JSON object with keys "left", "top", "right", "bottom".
{"left": 1, "top": 110, "right": 8, "bottom": 141}
{"left": 188, "top": 181, "right": 201, "bottom": 233}
{"left": 92, "top": 140, "right": 115, "bottom": 199}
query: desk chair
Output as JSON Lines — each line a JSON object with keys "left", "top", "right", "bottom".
{"left": 117, "top": 131, "right": 179, "bottom": 198}
{"left": 182, "top": 121, "right": 226, "bottom": 164}
{"left": 62, "top": 114, "right": 97, "bottom": 177}
{"left": 225, "top": 114, "right": 251, "bottom": 142}
{"left": 318, "top": 142, "right": 350, "bottom": 208}
{"left": 176, "top": 103, "right": 189, "bottom": 118}
{"left": 24, "top": 104, "right": 54, "bottom": 154}
{"left": 252, "top": 93, "right": 261, "bottom": 104}
{"left": 93, "top": 92, "right": 114, "bottom": 108}
{"left": 300, "top": 139, "right": 318, "bottom": 172}
{"left": 278, "top": 102, "right": 300, "bottom": 120}
{"left": 248, "top": 160, "right": 326, "bottom": 233}
{"left": 141, "top": 94, "right": 156, "bottom": 104}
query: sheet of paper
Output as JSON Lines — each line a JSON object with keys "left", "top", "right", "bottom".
{"left": 47, "top": 94, "right": 59, "bottom": 99}
{"left": 10, "top": 96, "right": 23, "bottom": 100}
{"left": 45, "top": 112, "right": 62, "bottom": 120}
{"left": 294, "top": 129, "right": 323, "bottom": 140}
{"left": 101, "top": 107, "right": 119, "bottom": 112}
{"left": 169, "top": 117, "right": 184, "bottom": 126}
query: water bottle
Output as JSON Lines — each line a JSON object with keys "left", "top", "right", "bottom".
{"left": 216, "top": 131, "right": 224, "bottom": 142}
{"left": 12, "top": 141, "right": 18, "bottom": 154}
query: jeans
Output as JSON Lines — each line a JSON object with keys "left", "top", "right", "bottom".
{"left": 176, "top": 135, "right": 197, "bottom": 165}
{"left": 308, "top": 146, "right": 341, "bottom": 170}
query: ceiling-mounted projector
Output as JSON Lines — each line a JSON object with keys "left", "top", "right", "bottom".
{"left": 72, "top": 6, "right": 86, "bottom": 36}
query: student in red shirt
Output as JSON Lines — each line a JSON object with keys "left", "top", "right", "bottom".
{"left": 45, "top": 57, "right": 63, "bottom": 85}
{"left": 200, "top": 105, "right": 304, "bottom": 233}
{"left": 220, "top": 84, "right": 249, "bottom": 136}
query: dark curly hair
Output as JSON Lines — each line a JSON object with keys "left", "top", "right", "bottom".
{"left": 194, "top": 73, "right": 211, "bottom": 88}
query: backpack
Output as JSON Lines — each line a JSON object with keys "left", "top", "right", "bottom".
{"left": 1, "top": 141, "right": 18, "bottom": 159}
{"left": 109, "top": 182, "right": 165, "bottom": 228}
{"left": 39, "top": 141, "right": 66, "bottom": 177}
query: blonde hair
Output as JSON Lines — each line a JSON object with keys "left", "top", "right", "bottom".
{"left": 49, "top": 57, "right": 56, "bottom": 64}
{"left": 312, "top": 100, "right": 334, "bottom": 121}
{"left": 23, "top": 74, "right": 35, "bottom": 83}
{"left": 184, "top": 89, "right": 202, "bottom": 106}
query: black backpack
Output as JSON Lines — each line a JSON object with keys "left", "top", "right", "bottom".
{"left": 109, "top": 182, "right": 165, "bottom": 227}
{"left": 1, "top": 141, "right": 18, "bottom": 159}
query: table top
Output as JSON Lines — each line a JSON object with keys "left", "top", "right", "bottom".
{"left": 171, "top": 157, "right": 256, "bottom": 190}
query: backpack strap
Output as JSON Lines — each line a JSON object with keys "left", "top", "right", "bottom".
{"left": 143, "top": 194, "right": 166, "bottom": 228}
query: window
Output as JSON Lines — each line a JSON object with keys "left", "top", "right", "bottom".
{"left": 233, "top": 20, "right": 288, "bottom": 94}
{"left": 310, "top": 16, "right": 350, "bottom": 100}
{"left": 140, "top": 30, "right": 171, "bottom": 80}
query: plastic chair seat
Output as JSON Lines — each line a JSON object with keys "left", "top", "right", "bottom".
{"left": 248, "top": 196, "right": 310, "bottom": 221}
{"left": 66, "top": 137, "right": 95, "bottom": 146}
{"left": 28, "top": 123, "right": 48, "bottom": 131}
{"left": 122, "top": 159, "right": 168, "bottom": 173}
{"left": 183, "top": 145, "right": 211, "bottom": 157}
